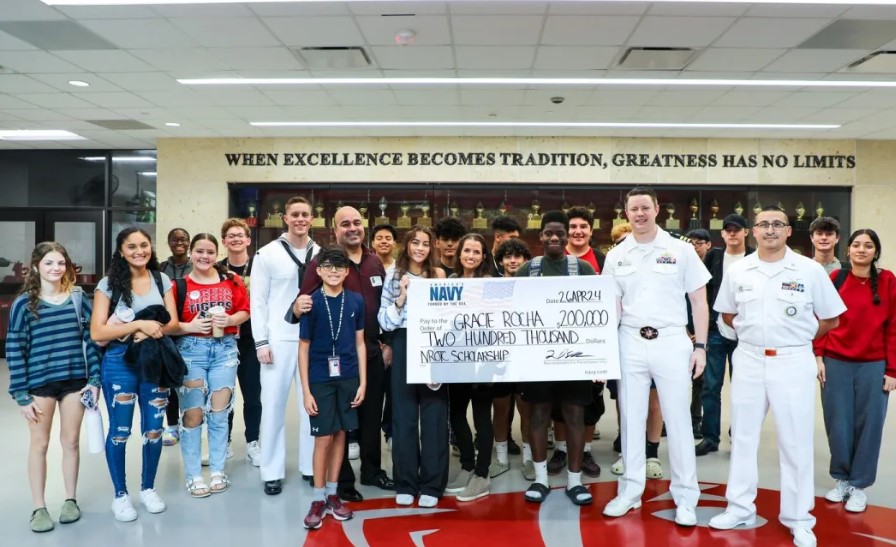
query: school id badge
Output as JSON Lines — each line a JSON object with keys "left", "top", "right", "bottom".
{"left": 328, "top": 356, "right": 342, "bottom": 378}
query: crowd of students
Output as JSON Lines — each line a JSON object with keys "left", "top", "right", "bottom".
{"left": 6, "top": 191, "right": 894, "bottom": 547}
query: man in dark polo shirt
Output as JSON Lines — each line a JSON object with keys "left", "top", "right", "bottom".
{"left": 515, "top": 210, "right": 596, "bottom": 507}
{"left": 290, "top": 206, "right": 394, "bottom": 502}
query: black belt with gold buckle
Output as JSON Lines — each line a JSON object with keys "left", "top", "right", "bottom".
{"left": 639, "top": 326, "right": 659, "bottom": 340}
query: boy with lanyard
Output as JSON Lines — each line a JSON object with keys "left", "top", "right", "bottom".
{"left": 299, "top": 246, "right": 367, "bottom": 530}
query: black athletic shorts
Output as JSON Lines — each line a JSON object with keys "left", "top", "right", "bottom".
{"left": 29, "top": 378, "right": 87, "bottom": 401}
{"left": 309, "top": 377, "right": 360, "bottom": 437}
{"left": 607, "top": 378, "right": 656, "bottom": 400}
{"left": 520, "top": 380, "right": 593, "bottom": 407}
{"left": 552, "top": 382, "right": 605, "bottom": 425}
{"left": 492, "top": 382, "right": 522, "bottom": 398}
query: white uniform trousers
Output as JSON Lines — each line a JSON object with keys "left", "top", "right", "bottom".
{"left": 725, "top": 343, "right": 816, "bottom": 530}
{"left": 617, "top": 326, "right": 700, "bottom": 508}
{"left": 259, "top": 340, "right": 313, "bottom": 481}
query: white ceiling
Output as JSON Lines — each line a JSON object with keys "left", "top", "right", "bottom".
{"left": 3, "top": 0, "right": 896, "bottom": 148}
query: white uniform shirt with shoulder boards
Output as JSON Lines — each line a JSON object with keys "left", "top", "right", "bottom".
{"left": 250, "top": 235, "right": 319, "bottom": 344}
{"left": 713, "top": 247, "right": 846, "bottom": 348}
{"left": 603, "top": 227, "right": 711, "bottom": 329}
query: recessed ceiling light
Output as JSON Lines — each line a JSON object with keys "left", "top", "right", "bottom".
{"left": 0, "top": 130, "right": 85, "bottom": 141}
{"left": 250, "top": 121, "right": 839, "bottom": 130}
{"left": 165, "top": 122, "right": 180, "bottom": 127}
{"left": 68, "top": 80, "right": 89, "bottom": 87}
{"left": 179, "top": 76, "right": 896, "bottom": 89}
{"left": 80, "top": 155, "right": 157, "bottom": 162}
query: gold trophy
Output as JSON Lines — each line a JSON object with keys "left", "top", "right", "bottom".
{"left": 397, "top": 200, "right": 412, "bottom": 229}
{"left": 498, "top": 201, "right": 508, "bottom": 216}
{"left": 709, "top": 199, "right": 722, "bottom": 230}
{"left": 264, "top": 200, "right": 283, "bottom": 228}
{"left": 359, "top": 203, "right": 369, "bottom": 228}
{"left": 246, "top": 201, "right": 257, "bottom": 228}
{"left": 526, "top": 199, "right": 542, "bottom": 230}
{"left": 312, "top": 201, "right": 326, "bottom": 228}
{"left": 613, "top": 201, "right": 626, "bottom": 227}
{"left": 794, "top": 201, "right": 808, "bottom": 229}
{"left": 472, "top": 201, "right": 488, "bottom": 230}
{"left": 375, "top": 197, "right": 391, "bottom": 225}
{"left": 753, "top": 200, "right": 763, "bottom": 218}
{"left": 689, "top": 198, "right": 701, "bottom": 229}
{"left": 777, "top": 201, "right": 786, "bottom": 215}
{"left": 587, "top": 202, "right": 600, "bottom": 231}
{"left": 665, "top": 202, "right": 680, "bottom": 230}
{"left": 416, "top": 200, "right": 432, "bottom": 227}
{"left": 816, "top": 201, "right": 825, "bottom": 218}
{"left": 734, "top": 201, "right": 744, "bottom": 216}
{"left": 561, "top": 200, "right": 571, "bottom": 214}
{"left": 449, "top": 201, "right": 460, "bottom": 218}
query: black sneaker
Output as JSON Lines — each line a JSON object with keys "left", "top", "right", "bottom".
{"left": 695, "top": 439, "right": 719, "bottom": 456}
{"left": 581, "top": 452, "right": 601, "bottom": 478}
{"left": 547, "top": 449, "right": 567, "bottom": 475}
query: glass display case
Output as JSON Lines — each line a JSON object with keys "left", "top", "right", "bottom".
{"left": 229, "top": 183, "right": 852, "bottom": 259}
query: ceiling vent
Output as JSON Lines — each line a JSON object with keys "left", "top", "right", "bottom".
{"left": 0, "top": 21, "right": 117, "bottom": 51}
{"left": 844, "top": 51, "right": 896, "bottom": 73}
{"left": 294, "top": 47, "right": 372, "bottom": 70}
{"left": 87, "top": 120, "right": 155, "bottom": 130}
{"left": 617, "top": 47, "right": 697, "bottom": 71}
{"left": 799, "top": 20, "right": 896, "bottom": 50}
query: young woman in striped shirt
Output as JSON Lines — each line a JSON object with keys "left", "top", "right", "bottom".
{"left": 6, "top": 242, "right": 101, "bottom": 533}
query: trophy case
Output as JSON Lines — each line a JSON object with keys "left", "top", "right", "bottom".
{"left": 229, "top": 184, "right": 852, "bottom": 259}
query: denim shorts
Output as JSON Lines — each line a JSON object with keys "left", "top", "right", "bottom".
{"left": 30, "top": 378, "right": 87, "bottom": 401}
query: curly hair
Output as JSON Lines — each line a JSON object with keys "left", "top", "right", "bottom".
{"left": 394, "top": 225, "right": 437, "bottom": 280}
{"left": 20, "top": 241, "right": 78, "bottom": 318}
{"left": 453, "top": 233, "right": 492, "bottom": 278}
{"left": 107, "top": 227, "right": 160, "bottom": 308}
{"left": 190, "top": 233, "right": 234, "bottom": 282}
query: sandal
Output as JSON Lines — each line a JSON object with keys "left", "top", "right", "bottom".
{"left": 186, "top": 477, "right": 211, "bottom": 498}
{"left": 524, "top": 482, "right": 550, "bottom": 503}
{"left": 210, "top": 473, "right": 230, "bottom": 494}
{"left": 565, "top": 485, "right": 593, "bottom": 506}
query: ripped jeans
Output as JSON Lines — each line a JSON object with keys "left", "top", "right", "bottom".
{"left": 100, "top": 343, "right": 169, "bottom": 497}
{"left": 176, "top": 335, "right": 238, "bottom": 480}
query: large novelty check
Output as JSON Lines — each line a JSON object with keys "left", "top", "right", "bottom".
{"left": 406, "top": 276, "right": 620, "bottom": 384}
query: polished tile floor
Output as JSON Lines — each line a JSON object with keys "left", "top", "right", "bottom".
{"left": 3, "top": 364, "right": 896, "bottom": 546}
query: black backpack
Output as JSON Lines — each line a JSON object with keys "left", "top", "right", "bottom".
{"left": 109, "top": 270, "right": 166, "bottom": 315}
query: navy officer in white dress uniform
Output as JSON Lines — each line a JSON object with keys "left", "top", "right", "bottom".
{"left": 602, "top": 186, "right": 711, "bottom": 527}
{"left": 709, "top": 206, "right": 845, "bottom": 547}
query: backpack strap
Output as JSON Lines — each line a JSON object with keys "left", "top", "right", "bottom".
{"left": 566, "top": 255, "right": 579, "bottom": 276}
{"left": 70, "top": 287, "right": 90, "bottom": 376}
{"left": 174, "top": 278, "right": 188, "bottom": 321}
{"left": 832, "top": 268, "right": 850, "bottom": 291}
{"left": 529, "top": 256, "right": 543, "bottom": 277}
{"left": 151, "top": 269, "right": 165, "bottom": 298}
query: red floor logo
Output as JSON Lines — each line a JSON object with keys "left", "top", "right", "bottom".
{"left": 303, "top": 481, "right": 896, "bottom": 546}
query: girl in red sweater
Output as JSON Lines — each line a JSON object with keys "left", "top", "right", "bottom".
{"left": 815, "top": 229, "right": 896, "bottom": 513}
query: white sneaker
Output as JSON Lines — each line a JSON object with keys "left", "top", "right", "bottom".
{"left": 825, "top": 479, "right": 850, "bottom": 502}
{"left": 611, "top": 456, "right": 624, "bottom": 475}
{"left": 246, "top": 441, "right": 261, "bottom": 467}
{"left": 708, "top": 511, "right": 756, "bottom": 530}
{"left": 139, "top": 489, "right": 166, "bottom": 514}
{"left": 226, "top": 442, "right": 234, "bottom": 459}
{"left": 845, "top": 486, "right": 867, "bottom": 512}
{"left": 602, "top": 496, "right": 641, "bottom": 518}
{"left": 419, "top": 495, "right": 438, "bottom": 508}
{"left": 674, "top": 505, "right": 696, "bottom": 526}
{"left": 396, "top": 493, "right": 414, "bottom": 506}
{"left": 792, "top": 528, "right": 817, "bottom": 547}
{"left": 445, "top": 469, "right": 472, "bottom": 493}
{"left": 348, "top": 442, "right": 360, "bottom": 460}
{"left": 111, "top": 494, "right": 137, "bottom": 522}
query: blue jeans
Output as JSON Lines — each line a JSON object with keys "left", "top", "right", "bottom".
{"left": 177, "top": 336, "right": 239, "bottom": 480}
{"left": 101, "top": 343, "right": 169, "bottom": 497}
{"left": 821, "top": 358, "right": 889, "bottom": 488}
{"left": 701, "top": 329, "right": 738, "bottom": 444}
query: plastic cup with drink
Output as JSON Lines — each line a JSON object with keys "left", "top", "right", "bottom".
{"left": 207, "top": 305, "right": 226, "bottom": 337}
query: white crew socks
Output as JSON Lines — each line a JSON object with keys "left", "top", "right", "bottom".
{"left": 555, "top": 441, "right": 568, "bottom": 453}
{"left": 522, "top": 442, "right": 532, "bottom": 462}
{"left": 534, "top": 460, "right": 549, "bottom": 486}
{"left": 583, "top": 443, "right": 592, "bottom": 453}
{"left": 567, "top": 470, "right": 591, "bottom": 502}
{"left": 495, "top": 441, "right": 508, "bottom": 464}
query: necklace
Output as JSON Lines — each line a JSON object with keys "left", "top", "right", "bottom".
{"left": 852, "top": 272, "right": 870, "bottom": 285}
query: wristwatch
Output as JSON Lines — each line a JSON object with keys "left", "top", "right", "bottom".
{"left": 693, "top": 342, "right": 707, "bottom": 350}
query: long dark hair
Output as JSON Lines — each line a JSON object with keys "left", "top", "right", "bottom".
{"left": 848, "top": 228, "right": 882, "bottom": 305}
{"left": 107, "top": 227, "right": 160, "bottom": 308}
{"left": 453, "top": 233, "right": 491, "bottom": 279}
{"left": 190, "top": 233, "right": 235, "bottom": 282}
{"left": 20, "top": 241, "right": 77, "bottom": 318}
{"left": 394, "top": 225, "right": 436, "bottom": 281}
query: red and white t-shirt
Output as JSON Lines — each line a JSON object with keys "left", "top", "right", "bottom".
{"left": 566, "top": 247, "right": 601, "bottom": 274}
{"left": 173, "top": 275, "right": 250, "bottom": 336}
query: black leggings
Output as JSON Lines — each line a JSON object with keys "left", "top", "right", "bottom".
{"left": 449, "top": 383, "right": 493, "bottom": 478}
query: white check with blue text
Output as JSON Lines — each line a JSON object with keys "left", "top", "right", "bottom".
{"left": 406, "top": 276, "right": 620, "bottom": 384}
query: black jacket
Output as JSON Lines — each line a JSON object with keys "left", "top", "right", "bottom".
{"left": 123, "top": 305, "right": 186, "bottom": 389}
{"left": 704, "top": 245, "right": 756, "bottom": 327}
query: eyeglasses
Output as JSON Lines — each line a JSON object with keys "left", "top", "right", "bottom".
{"left": 319, "top": 264, "right": 347, "bottom": 272}
{"left": 754, "top": 221, "right": 789, "bottom": 230}
{"left": 224, "top": 233, "right": 247, "bottom": 240}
